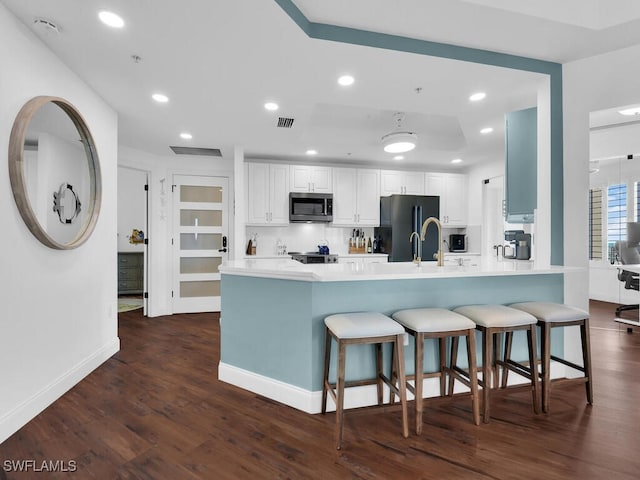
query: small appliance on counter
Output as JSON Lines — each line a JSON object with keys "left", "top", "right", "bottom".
{"left": 290, "top": 252, "right": 338, "bottom": 264}
{"left": 449, "top": 234, "right": 466, "bottom": 252}
{"left": 504, "top": 230, "right": 531, "bottom": 260}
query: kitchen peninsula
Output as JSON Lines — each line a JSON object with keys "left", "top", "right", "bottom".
{"left": 218, "top": 258, "right": 571, "bottom": 414}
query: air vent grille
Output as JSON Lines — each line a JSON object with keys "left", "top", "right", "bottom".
{"left": 170, "top": 146, "right": 222, "bottom": 157}
{"left": 277, "top": 117, "right": 295, "bottom": 128}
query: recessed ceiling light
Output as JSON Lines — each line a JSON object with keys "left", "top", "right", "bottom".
{"left": 451, "top": 158, "right": 463, "bottom": 164}
{"left": 306, "top": 149, "right": 318, "bottom": 155}
{"left": 338, "top": 75, "right": 355, "bottom": 86}
{"left": 394, "top": 155, "right": 404, "bottom": 161}
{"left": 480, "top": 127, "right": 494, "bottom": 134}
{"left": 152, "top": 93, "right": 169, "bottom": 103}
{"left": 264, "top": 102, "right": 279, "bottom": 111}
{"left": 98, "top": 11, "right": 124, "bottom": 28}
{"left": 469, "top": 92, "right": 486, "bottom": 102}
{"left": 619, "top": 107, "right": 640, "bottom": 116}
{"left": 180, "top": 132, "right": 193, "bottom": 140}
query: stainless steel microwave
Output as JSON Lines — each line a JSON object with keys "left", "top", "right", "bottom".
{"left": 289, "top": 192, "right": 333, "bottom": 223}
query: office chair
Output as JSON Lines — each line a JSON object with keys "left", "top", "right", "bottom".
{"left": 614, "top": 222, "right": 640, "bottom": 316}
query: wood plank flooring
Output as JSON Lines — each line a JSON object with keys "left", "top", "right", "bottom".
{"left": 1, "top": 300, "right": 639, "bottom": 479}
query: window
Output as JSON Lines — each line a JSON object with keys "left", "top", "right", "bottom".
{"left": 607, "top": 183, "right": 627, "bottom": 261}
{"left": 589, "top": 188, "right": 602, "bottom": 260}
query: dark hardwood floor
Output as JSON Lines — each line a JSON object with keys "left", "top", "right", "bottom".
{"left": 1, "top": 300, "right": 639, "bottom": 479}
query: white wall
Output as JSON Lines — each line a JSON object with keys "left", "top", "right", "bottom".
{"left": 118, "top": 146, "right": 234, "bottom": 317}
{"left": 0, "top": 5, "right": 118, "bottom": 442}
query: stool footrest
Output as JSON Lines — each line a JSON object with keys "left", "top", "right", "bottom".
{"left": 500, "top": 359, "right": 535, "bottom": 380}
{"left": 550, "top": 355, "right": 585, "bottom": 373}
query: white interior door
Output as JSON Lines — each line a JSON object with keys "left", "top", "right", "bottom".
{"left": 172, "top": 175, "right": 228, "bottom": 313}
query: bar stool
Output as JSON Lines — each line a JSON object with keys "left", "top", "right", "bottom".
{"left": 321, "top": 311, "right": 408, "bottom": 449}
{"left": 453, "top": 304, "right": 540, "bottom": 422}
{"left": 391, "top": 308, "right": 480, "bottom": 434}
{"left": 509, "top": 302, "right": 592, "bottom": 412}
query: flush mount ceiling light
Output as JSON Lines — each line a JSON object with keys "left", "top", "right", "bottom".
{"left": 451, "top": 158, "right": 463, "bottom": 164}
{"left": 98, "top": 11, "right": 124, "bottom": 28}
{"left": 382, "top": 113, "right": 417, "bottom": 153}
{"left": 469, "top": 92, "right": 486, "bottom": 102}
{"left": 152, "top": 93, "right": 169, "bottom": 103}
{"left": 619, "top": 107, "right": 640, "bottom": 116}
{"left": 338, "top": 75, "right": 355, "bottom": 86}
{"left": 306, "top": 149, "right": 318, "bottom": 155}
{"left": 180, "top": 132, "right": 193, "bottom": 140}
{"left": 480, "top": 127, "right": 494, "bottom": 134}
{"left": 264, "top": 102, "right": 279, "bottom": 111}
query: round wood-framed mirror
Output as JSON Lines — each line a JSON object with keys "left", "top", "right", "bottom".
{"left": 8, "top": 96, "right": 102, "bottom": 249}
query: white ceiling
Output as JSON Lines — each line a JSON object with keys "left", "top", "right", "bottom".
{"left": 3, "top": 0, "right": 640, "bottom": 170}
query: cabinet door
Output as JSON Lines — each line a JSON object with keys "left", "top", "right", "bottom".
{"left": 356, "top": 169, "right": 381, "bottom": 226}
{"left": 310, "top": 166, "right": 332, "bottom": 193}
{"left": 246, "top": 163, "right": 270, "bottom": 224}
{"left": 332, "top": 168, "right": 358, "bottom": 225}
{"left": 380, "top": 170, "right": 402, "bottom": 196}
{"left": 290, "top": 165, "right": 311, "bottom": 192}
{"left": 269, "top": 164, "right": 290, "bottom": 224}
{"left": 403, "top": 172, "right": 425, "bottom": 195}
{"left": 444, "top": 174, "right": 467, "bottom": 226}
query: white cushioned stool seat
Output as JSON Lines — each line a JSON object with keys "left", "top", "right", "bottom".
{"left": 393, "top": 308, "right": 475, "bottom": 332}
{"left": 509, "top": 302, "right": 589, "bottom": 323}
{"left": 325, "top": 312, "right": 404, "bottom": 339}
{"left": 454, "top": 304, "right": 536, "bottom": 327}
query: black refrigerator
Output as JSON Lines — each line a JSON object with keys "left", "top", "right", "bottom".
{"left": 374, "top": 195, "right": 440, "bottom": 262}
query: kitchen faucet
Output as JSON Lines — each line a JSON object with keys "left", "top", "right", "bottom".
{"left": 409, "top": 231, "right": 421, "bottom": 266}
{"left": 421, "top": 217, "right": 444, "bottom": 267}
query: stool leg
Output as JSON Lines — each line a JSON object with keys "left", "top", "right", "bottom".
{"left": 375, "top": 343, "right": 384, "bottom": 405}
{"left": 466, "top": 329, "right": 481, "bottom": 426}
{"left": 527, "top": 325, "right": 541, "bottom": 414}
{"left": 581, "top": 318, "right": 594, "bottom": 405}
{"left": 492, "top": 332, "right": 500, "bottom": 389}
{"left": 395, "top": 334, "right": 409, "bottom": 439}
{"left": 415, "top": 332, "right": 424, "bottom": 434}
{"left": 540, "top": 321, "right": 551, "bottom": 413}
{"left": 336, "top": 341, "right": 347, "bottom": 450}
{"left": 501, "top": 331, "right": 514, "bottom": 388}
{"left": 439, "top": 337, "right": 447, "bottom": 397}
{"left": 321, "top": 329, "right": 331, "bottom": 414}
{"left": 482, "top": 327, "right": 492, "bottom": 423}
{"left": 449, "top": 336, "right": 460, "bottom": 396}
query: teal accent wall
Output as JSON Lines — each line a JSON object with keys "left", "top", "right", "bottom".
{"left": 273, "top": 0, "right": 564, "bottom": 265}
{"left": 221, "top": 274, "right": 564, "bottom": 391}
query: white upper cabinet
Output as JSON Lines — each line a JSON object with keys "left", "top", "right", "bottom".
{"left": 289, "top": 165, "right": 332, "bottom": 193}
{"left": 332, "top": 168, "right": 380, "bottom": 226}
{"left": 380, "top": 170, "right": 425, "bottom": 196}
{"left": 246, "top": 162, "right": 289, "bottom": 225}
{"left": 425, "top": 172, "right": 467, "bottom": 226}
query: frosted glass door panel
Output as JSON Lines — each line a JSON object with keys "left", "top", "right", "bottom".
{"left": 180, "top": 209, "right": 222, "bottom": 227}
{"left": 180, "top": 281, "right": 221, "bottom": 298}
{"left": 180, "top": 233, "right": 222, "bottom": 250}
{"left": 180, "top": 186, "right": 222, "bottom": 203}
{"left": 180, "top": 257, "right": 222, "bottom": 274}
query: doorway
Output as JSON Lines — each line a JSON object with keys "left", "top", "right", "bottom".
{"left": 117, "top": 166, "right": 149, "bottom": 315}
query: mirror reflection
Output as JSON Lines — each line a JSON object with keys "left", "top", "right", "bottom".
{"left": 9, "top": 96, "right": 101, "bottom": 249}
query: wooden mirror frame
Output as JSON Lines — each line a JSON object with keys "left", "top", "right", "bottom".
{"left": 8, "top": 96, "right": 102, "bottom": 249}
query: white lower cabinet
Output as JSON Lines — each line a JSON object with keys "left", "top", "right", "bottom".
{"left": 332, "top": 168, "right": 380, "bottom": 226}
{"left": 425, "top": 173, "right": 467, "bottom": 226}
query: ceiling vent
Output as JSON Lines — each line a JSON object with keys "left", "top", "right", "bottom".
{"left": 277, "top": 117, "right": 295, "bottom": 128}
{"left": 170, "top": 146, "right": 222, "bottom": 156}
{"left": 33, "top": 18, "right": 60, "bottom": 35}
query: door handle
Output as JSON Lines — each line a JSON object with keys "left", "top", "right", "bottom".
{"left": 219, "top": 236, "right": 228, "bottom": 252}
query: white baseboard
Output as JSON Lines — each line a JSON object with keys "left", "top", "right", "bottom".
{"left": 0, "top": 337, "right": 120, "bottom": 444}
{"left": 218, "top": 361, "right": 568, "bottom": 414}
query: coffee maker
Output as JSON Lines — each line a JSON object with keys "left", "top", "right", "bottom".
{"left": 504, "top": 230, "right": 531, "bottom": 260}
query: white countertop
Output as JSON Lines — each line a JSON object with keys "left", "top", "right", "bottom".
{"left": 220, "top": 257, "right": 576, "bottom": 282}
